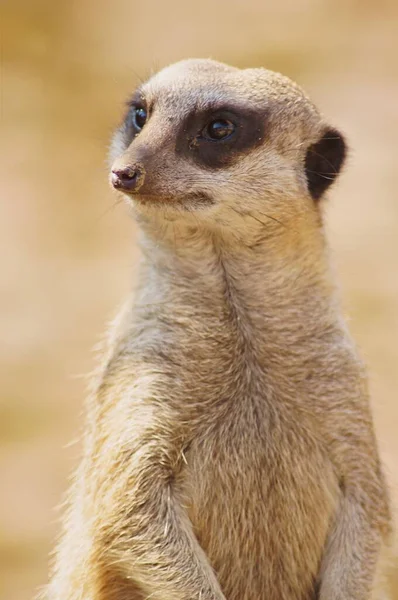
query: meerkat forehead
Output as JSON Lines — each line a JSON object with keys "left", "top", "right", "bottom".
{"left": 142, "top": 59, "right": 320, "bottom": 128}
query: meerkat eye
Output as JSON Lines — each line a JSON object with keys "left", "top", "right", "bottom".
{"left": 132, "top": 106, "right": 147, "bottom": 130}
{"left": 204, "top": 119, "right": 235, "bottom": 141}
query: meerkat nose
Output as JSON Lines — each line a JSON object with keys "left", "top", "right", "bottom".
{"left": 111, "top": 165, "right": 144, "bottom": 193}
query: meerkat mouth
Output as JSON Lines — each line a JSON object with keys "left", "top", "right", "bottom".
{"left": 127, "top": 190, "right": 215, "bottom": 209}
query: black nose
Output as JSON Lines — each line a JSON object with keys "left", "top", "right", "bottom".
{"left": 111, "top": 165, "right": 143, "bottom": 192}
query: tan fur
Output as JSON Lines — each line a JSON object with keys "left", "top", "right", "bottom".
{"left": 43, "top": 59, "right": 393, "bottom": 600}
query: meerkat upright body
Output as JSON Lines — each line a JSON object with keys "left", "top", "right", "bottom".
{"left": 45, "top": 60, "right": 392, "bottom": 600}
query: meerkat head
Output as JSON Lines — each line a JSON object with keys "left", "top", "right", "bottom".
{"left": 110, "top": 59, "right": 346, "bottom": 236}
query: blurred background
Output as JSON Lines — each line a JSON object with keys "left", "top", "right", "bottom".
{"left": 1, "top": 0, "right": 397, "bottom": 598}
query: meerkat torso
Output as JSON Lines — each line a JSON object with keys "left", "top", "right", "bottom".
{"left": 45, "top": 60, "right": 392, "bottom": 600}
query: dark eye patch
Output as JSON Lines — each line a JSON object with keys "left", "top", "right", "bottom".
{"left": 175, "top": 104, "right": 268, "bottom": 170}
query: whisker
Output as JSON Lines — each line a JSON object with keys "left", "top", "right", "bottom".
{"left": 319, "top": 136, "right": 342, "bottom": 141}
{"left": 255, "top": 210, "right": 288, "bottom": 229}
{"left": 94, "top": 197, "right": 124, "bottom": 223}
{"left": 305, "top": 169, "right": 335, "bottom": 181}
{"left": 230, "top": 206, "right": 287, "bottom": 231}
{"left": 307, "top": 150, "right": 338, "bottom": 174}
{"left": 129, "top": 67, "right": 147, "bottom": 86}
{"left": 244, "top": 211, "right": 272, "bottom": 228}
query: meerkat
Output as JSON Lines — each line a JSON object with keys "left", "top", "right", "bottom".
{"left": 44, "top": 59, "right": 393, "bottom": 600}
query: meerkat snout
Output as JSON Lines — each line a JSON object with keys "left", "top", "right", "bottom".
{"left": 110, "top": 59, "right": 347, "bottom": 220}
{"left": 111, "top": 164, "right": 145, "bottom": 193}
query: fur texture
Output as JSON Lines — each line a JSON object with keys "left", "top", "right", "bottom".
{"left": 44, "top": 59, "right": 392, "bottom": 600}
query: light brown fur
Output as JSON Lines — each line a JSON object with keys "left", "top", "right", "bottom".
{"left": 43, "top": 59, "right": 392, "bottom": 600}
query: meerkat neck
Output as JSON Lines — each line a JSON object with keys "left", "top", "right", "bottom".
{"left": 135, "top": 212, "right": 341, "bottom": 360}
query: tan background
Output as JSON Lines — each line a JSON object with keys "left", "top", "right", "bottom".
{"left": 1, "top": 1, "right": 397, "bottom": 598}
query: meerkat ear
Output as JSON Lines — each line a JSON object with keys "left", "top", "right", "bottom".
{"left": 305, "top": 127, "right": 346, "bottom": 201}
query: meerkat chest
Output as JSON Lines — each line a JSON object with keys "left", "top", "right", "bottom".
{"left": 178, "top": 399, "right": 340, "bottom": 600}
